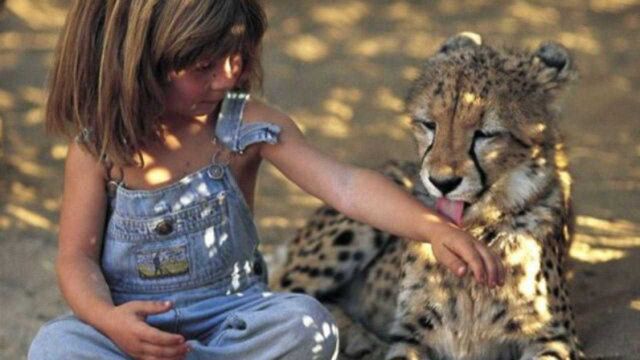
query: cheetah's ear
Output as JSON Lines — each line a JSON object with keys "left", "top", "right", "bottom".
{"left": 533, "top": 42, "right": 575, "bottom": 90}
{"left": 439, "top": 32, "right": 482, "bottom": 53}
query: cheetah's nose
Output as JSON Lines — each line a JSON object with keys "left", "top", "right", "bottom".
{"left": 429, "top": 176, "right": 463, "bottom": 195}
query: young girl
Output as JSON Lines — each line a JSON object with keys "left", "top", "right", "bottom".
{"left": 29, "top": 1, "right": 504, "bottom": 359}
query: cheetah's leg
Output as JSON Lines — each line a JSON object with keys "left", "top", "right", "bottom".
{"left": 520, "top": 320, "right": 584, "bottom": 360}
{"left": 519, "top": 237, "right": 582, "bottom": 360}
{"left": 383, "top": 241, "right": 440, "bottom": 360}
{"left": 385, "top": 343, "right": 423, "bottom": 360}
{"left": 519, "top": 340, "right": 578, "bottom": 360}
{"left": 518, "top": 296, "right": 582, "bottom": 360}
{"left": 322, "top": 304, "right": 388, "bottom": 359}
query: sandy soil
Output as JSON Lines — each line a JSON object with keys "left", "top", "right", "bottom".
{"left": 1, "top": 0, "right": 639, "bottom": 359}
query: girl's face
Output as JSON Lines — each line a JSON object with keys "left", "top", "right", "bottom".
{"left": 163, "top": 54, "right": 243, "bottom": 119}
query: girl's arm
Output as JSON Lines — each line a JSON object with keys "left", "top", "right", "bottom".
{"left": 56, "top": 142, "right": 188, "bottom": 358}
{"left": 247, "top": 101, "right": 504, "bottom": 287}
{"left": 56, "top": 142, "right": 116, "bottom": 325}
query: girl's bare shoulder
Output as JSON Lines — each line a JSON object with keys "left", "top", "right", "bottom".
{"left": 65, "top": 141, "right": 108, "bottom": 183}
{"left": 243, "top": 98, "right": 295, "bottom": 128}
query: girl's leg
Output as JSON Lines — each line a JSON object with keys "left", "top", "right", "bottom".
{"left": 188, "top": 292, "right": 339, "bottom": 360}
{"left": 29, "top": 314, "right": 127, "bottom": 360}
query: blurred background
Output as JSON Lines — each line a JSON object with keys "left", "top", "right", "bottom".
{"left": 0, "top": 0, "right": 638, "bottom": 358}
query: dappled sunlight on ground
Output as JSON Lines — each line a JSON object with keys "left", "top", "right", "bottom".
{"left": 570, "top": 243, "right": 627, "bottom": 264}
{"left": 4, "top": 0, "right": 66, "bottom": 30}
{"left": 284, "top": 34, "right": 330, "bottom": 63}
{"left": 590, "top": 0, "right": 640, "bottom": 12}
{"left": 576, "top": 216, "right": 640, "bottom": 248}
{"left": 569, "top": 215, "right": 640, "bottom": 265}
{"left": 1, "top": 0, "right": 639, "bottom": 358}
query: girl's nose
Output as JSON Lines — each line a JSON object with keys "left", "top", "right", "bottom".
{"left": 210, "top": 55, "right": 243, "bottom": 90}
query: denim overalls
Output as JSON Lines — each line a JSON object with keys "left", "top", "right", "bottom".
{"left": 29, "top": 92, "right": 339, "bottom": 360}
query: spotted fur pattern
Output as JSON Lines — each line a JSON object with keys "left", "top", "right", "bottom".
{"left": 273, "top": 34, "right": 581, "bottom": 360}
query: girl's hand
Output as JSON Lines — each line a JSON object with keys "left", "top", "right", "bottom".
{"left": 102, "top": 301, "right": 189, "bottom": 360}
{"left": 430, "top": 226, "right": 505, "bottom": 288}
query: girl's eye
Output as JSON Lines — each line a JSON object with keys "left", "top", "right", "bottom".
{"left": 412, "top": 119, "right": 436, "bottom": 131}
{"left": 194, "top": 61, "right": 215, "bottom": 71}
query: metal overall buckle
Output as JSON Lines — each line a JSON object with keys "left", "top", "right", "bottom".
{"left": 208, "top": 137, "right": 232, "bottom": 180}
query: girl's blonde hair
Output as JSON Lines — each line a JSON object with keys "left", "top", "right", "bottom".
{"left": 46, "top": 0, "right": 267, "bottom": 166}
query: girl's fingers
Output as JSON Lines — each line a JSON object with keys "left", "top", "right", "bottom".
{"left": 133, "top": 301, "right": 174, "bottom": 316}
{"left": 473, "top": 243, "right": 499, "bottom": 287}
{"left": 494, "top": 249, "right": 506, "bottom": 285}
{"left": 483, "top": 245, "right": 505, "bottom": 286}
{"left": 139, "top": 324, "right": 185, "bottom": 346}
{"left": 437, "top": 246, "right": 467, "bottom": 277}
{"left": 446, "top": 240, "right": 486, "bottom": 284}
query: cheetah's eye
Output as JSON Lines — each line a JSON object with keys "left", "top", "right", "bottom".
{"left": 412, "top": 119, "right": 436, "bottom": 132}
{"left": 474, "top": 129, "right": 501, "bottom": 139}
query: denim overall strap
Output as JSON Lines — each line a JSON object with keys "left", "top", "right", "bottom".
{"left": 215, "top": 92, "right": 281, "bottom": 154}
{"left": 213, "top": 91, "right": 282, "bottom": 286}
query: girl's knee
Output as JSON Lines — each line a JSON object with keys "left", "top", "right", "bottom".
{"left": 282, "top": 294, "right": 339, "bottom": 359}
{"left": 29, "top": 317, "right": 76, "bottom": 359}
{"left": 284, "top": 293, "right": 334, "bottom": 322}
{"left": 29, "top": 315, "right": 122, "bottom": 360}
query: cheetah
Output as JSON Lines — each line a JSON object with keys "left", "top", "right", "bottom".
{"left": 273, "top": 33, "right": 581, "bottom": 360}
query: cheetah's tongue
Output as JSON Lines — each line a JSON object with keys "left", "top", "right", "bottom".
{"left": 435, "top": 198, "right": 465, "bottom": 227}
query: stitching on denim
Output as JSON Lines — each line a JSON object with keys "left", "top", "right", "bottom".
{"left": 107, "top": 272, "right": 262, "bottom": 294}
{"left": 237, "top": 123, "right": 281, "bottom": 152}
{"left": 232, "top": 93, "right": 249, "bottom": 151}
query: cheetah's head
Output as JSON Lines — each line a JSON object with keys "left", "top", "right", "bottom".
{"left": 406, "top": 33, "right": 575, "bottom": 224}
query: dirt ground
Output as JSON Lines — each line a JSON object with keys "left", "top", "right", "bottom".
{"left": 1, "top": 0, "right": 639, "bottom": 359}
